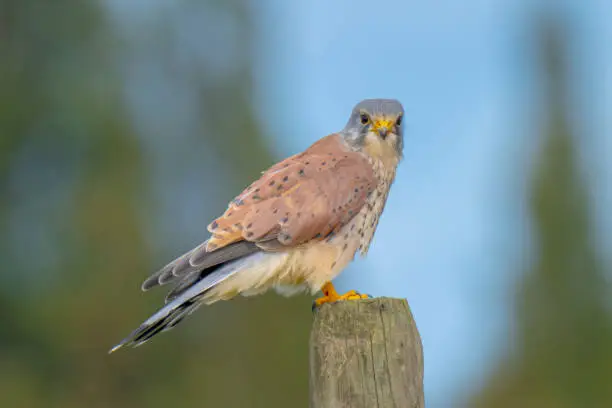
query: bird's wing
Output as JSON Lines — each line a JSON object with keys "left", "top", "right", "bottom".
{"left": 207, "top": 134, "right": 377, "bottom": 250}
{"left": 141, "top": 134, "right": 377, "bottom": 293}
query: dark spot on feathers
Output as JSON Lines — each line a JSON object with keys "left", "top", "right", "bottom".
{"left": 269, "top": 180, "right": 276, "bottom": 186}
{"left": 235, "top": 223, "right": 243, "bottom": 230}
{"left": 252, "top": 194, "right": 261, "bottom": 200}
{"left": 351, "top": 224, "right": 355, "bottom": 230}
{"left": 321, "top": 161, "right": 326, "bottom": 166}
{"left": 297, "top": 212, "right": 302, "bottom": 218}
{"left": 311, "top": 213, "right": 315, "bottom": 218}
{"left": 332, "top": 209, "right": 336, "bottom": 213}
{"left": 343, "top": 243, "right": 348, "bottom": 250}
{"left": 247, "top": 232, "right": 254, "bottom": 238}
{"left": 344, "top": 233, "right": 349, "bottom": 240}
{"left": 332, "top": 157, "right": 337, "bottom": 161}
{"left": 281, "top": 217, "right": 288, "bottom": 224}
{"left": 358, "top": 228, "right": 363, "bottom": 235}
{"left": 227, "top": 211, "right": 233, "bottom": 216}
{"left": 277, "top": 184, "right": 284, "bottom": 191}
{"left": 223, "top": 227, "right": 231, "bottom": 232}
{"left": 255, "top": 188, "right": 260, "bottom": 193}
{"left": 314, "top": 233, "right": 322, "bottom": 238}
{"left": 210, "top": 221, "right": 218, "bottom": 230}
{"left": 331, "top": 261, "right": 336, "bottom": 268}
{"left": 348, "top": 210, "right": 354, "bottom": 216}
{"left": 283, "top": 163, "right": 290, "bottom": 168}
{"left": 298, "top": 169, "right": 305, "bottom": 176}
{"left": 246, "top": 223, "right": 253, "bottom": 229}
{"left": 282, "top": 176, "right": 289, "bottom": 182}
{"left": 305, "top": 161, "right": 310, "bottom": 165}
{"left": 273, "top": 209, "right": 278, "bottom": 214}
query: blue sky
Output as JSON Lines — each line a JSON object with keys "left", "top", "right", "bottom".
{"left": 107, "top": 0, "right": 611, "bottom": 406}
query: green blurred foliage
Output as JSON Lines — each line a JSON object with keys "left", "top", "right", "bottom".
{"left": 0, "top": 1, "right": 311, "bottom": 407}
{"left": 470, "top": 18, "right": 612, "bottom": 408}
{"left": 3, "top": 2, "right": 611, "bottom": 407}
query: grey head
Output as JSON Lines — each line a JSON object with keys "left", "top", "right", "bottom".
{"left": 341, "top": 98, "right": 405, "bottom": 159}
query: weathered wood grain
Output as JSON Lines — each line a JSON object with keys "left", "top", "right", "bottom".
{"left": 309, "top": 297, "right": 424, "bottom": 408}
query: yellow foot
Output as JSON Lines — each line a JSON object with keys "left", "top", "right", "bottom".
{"left": 314, "top": 282, "right": 369, "bottom": 306}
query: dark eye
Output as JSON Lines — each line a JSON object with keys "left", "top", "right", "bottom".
{"left": 360, "top": 113, "right": 370, "bottom": 125}
{"left": 396, "top": 115, "right": 403, "bottom": 126}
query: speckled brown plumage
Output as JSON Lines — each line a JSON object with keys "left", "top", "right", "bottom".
{"left": 206, "top": 134, "right": 377, "bottom": 251}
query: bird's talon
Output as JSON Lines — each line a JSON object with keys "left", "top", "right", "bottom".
{"left": 313, "top": 282, "right": 369, "bottom": 307}
{"left": 343, "top": 292, "right": 369, "bottom": 301}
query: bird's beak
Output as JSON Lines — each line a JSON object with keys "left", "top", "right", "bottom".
{"left": 373, "top": 119, "right": 392, "bottom": 139}
{"left": 378, "top": 127, "right": 388, "bottom": 139}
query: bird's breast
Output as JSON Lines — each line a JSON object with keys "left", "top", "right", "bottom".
{"left": 356, "top": 159, "right": 396, "bottom": 255}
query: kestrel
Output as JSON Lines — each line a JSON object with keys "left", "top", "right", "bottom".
{"left": 111, "top": 99, "right": 404, "bottom": 352}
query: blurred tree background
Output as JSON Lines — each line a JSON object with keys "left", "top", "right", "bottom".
{"left": 1, "top": 1, "right": 610, "bottom": 408}
{"left": 0, "top": 1, "right": 310, "bottom": 407}
{"left": 470, "top": 15, "right": 612, "bottom": 408}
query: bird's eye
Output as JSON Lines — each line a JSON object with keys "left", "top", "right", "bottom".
{"left": 396, "top": 115, "right": 403, "bottom": 126}
{"left": 360, "top": 114, "right": 370, "bottom": 125}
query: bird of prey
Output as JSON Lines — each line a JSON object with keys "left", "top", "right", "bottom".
{"left": 110, "top": 98, "right": 404, "bottom": 352}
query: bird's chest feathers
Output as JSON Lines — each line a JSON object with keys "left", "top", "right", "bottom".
{"left": 357, "top": 159, "right": 397, "bottom": 255}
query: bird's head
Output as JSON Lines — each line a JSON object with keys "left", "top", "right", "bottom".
{"left": 342, "top": 99, "right": 404, "bottom": 165}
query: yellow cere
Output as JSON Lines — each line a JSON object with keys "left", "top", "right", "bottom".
{"left": 372, "top": 118, "right": 394, "bottom": 132}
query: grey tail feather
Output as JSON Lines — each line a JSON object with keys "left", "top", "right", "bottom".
{"left": 109, "top": 253, "right": 261, "bottom": 353}
{"left": 141, "top": 240, "right": 260, "bottom": 292}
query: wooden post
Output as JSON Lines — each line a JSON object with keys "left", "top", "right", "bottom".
{"left": 309, "top": 297, "right": 424, "bottom": 408}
